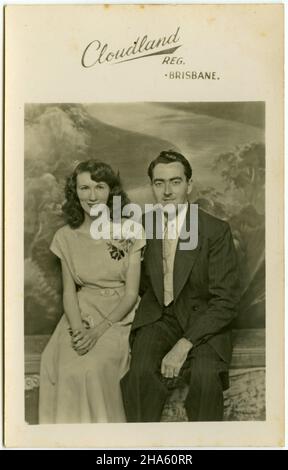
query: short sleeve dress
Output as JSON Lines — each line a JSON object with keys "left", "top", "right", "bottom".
{"left": 39, "top": 223, "right": 145, "bottom": 424}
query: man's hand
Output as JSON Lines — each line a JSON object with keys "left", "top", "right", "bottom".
{"left": 161, "top": 338, "right": 193, "bottom": 378}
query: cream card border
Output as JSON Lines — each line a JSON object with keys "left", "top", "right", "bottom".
{"left": 4, "top": 4, "right": 284, "bottom": 447}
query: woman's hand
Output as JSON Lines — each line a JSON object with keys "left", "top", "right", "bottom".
{"left": 72, "top": 328, "right": 97, "bottom": 355}
{"left": 71, "top": 322, "right": 107, "bottom": 356}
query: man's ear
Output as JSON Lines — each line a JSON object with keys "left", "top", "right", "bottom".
{"left": 150, "top": 180, "right": 156, "bottom": 198}
{"left": 187, "top": 179, "right": 193, "bottom": 195}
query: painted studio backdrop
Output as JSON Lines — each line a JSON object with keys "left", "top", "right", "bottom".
{"left": 24, "top": 102, "right": 265, "bottom": 337}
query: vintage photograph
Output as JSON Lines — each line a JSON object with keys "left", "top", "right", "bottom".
{"left": 24, "top": 102, "right": 265, "bottom": 425}
{"left": 5, "top": 4, "right": 283, "bottom": 447}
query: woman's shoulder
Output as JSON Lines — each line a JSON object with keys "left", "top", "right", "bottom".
{"left": 52, "top": 224, "right": 75, "bottom": 241}
{"left": 50, "top": 224, "right": 82, "bottom": 260}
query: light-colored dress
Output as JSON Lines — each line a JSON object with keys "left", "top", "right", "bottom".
{"left": 39, "top": 223, "right": 145, "bottom": 424}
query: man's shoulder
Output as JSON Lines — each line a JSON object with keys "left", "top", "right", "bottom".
{"left": 140, "top": 205, "right": 231, "bottom": 237}
{"left": 197, "top": 207, "right": 230, "bottom": 236}
{"left": 198, "top": 207, "right": 228, "bottom": 226}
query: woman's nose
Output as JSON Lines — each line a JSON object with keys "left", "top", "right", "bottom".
{"left": 89, "top": 188, "right": 97, "bottom": 201}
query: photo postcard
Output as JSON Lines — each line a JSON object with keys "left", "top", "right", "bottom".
{"left": 4, "top": 4, "right": 284, "bottom": 448}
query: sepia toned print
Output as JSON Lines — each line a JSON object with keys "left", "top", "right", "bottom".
{"left": 5, "top": 4, "right": 283, "bottom": 447}
{"left": 24, "top": 102, "right": 265, "bottom": 425}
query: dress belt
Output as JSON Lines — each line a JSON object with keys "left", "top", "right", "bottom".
{"left": 80, "top": 285, "right": 125, "bottom": 297}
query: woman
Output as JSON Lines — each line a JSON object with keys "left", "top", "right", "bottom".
{"left": 39, "top": 159, "right": 145, "bottom": 423}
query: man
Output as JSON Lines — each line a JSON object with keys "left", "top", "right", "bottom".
{"left": 121, "top": 150, "right": 240, "bottom": 422}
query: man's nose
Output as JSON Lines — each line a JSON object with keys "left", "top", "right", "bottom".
{"left": 164, "top": 183, "right": 172, "bottom": 195}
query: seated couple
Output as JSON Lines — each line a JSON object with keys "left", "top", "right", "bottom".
{"left": 39, "top": 150, "right": 239, "bottom": 424}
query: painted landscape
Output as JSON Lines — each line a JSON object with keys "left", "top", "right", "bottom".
{"left": 24, "top": 102, "right": 265, "bottom": 334}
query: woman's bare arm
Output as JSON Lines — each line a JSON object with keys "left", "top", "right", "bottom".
{"left": 61, "top": 258, "right": 83, "bottom": 332}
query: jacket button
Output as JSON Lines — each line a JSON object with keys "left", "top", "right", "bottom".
{"left": 192, "top": 305, "right": 199, "bottom": 311}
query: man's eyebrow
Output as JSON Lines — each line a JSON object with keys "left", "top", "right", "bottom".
{"left": 153, "top": 177, "right": 183, "bottom": 182}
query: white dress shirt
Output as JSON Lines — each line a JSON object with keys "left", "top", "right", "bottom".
{"left": 162, "top": 203, "right": 188, "bottom": 306}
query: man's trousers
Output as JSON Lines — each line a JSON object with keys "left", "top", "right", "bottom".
{"left": 121, "top": 308, "right": 229, "bottom": 422}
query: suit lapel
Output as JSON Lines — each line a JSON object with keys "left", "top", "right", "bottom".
{"left": 144, "top": 205, "right": 202, "bottom": 305}
{"left": 173, "top": 204, "right": 202, "bottom": 302}
{"left": 145, "top": 209, "right": 164, "bottom": 305}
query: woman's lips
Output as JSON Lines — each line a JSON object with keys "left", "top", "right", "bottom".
{"left": 87, "top": 202, "right": 99, "bottom": 207}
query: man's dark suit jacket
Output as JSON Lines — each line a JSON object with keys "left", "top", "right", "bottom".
{"left": 132, "top": 207, "right": 240, "bottom": 364}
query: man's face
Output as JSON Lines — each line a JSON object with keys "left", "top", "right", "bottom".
{"left": 151, "top": 162, "right": 192, "bottom": 208}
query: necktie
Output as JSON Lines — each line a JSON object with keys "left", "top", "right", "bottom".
{"left": 162, "top": 214, "right": 174, "bottom": 306}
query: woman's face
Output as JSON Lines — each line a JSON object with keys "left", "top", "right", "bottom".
{"left": 76, "top": 171, "right": 110, "bottom": 217}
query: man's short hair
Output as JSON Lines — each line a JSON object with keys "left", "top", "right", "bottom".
{"left": 148, "top": 150, "right": 192, "bottom": 181}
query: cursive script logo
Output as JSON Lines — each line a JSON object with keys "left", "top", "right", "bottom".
{"left": 81, "top": 27, "right": 181, "bottom": 67}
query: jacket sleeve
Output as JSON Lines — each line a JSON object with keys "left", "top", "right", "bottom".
{"left": 183, "top": 223, "right": 240, "bottom": 346}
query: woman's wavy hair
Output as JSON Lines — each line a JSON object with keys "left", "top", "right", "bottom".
{"left": 62, "top": 159, "right": 130, "bottom": 228}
